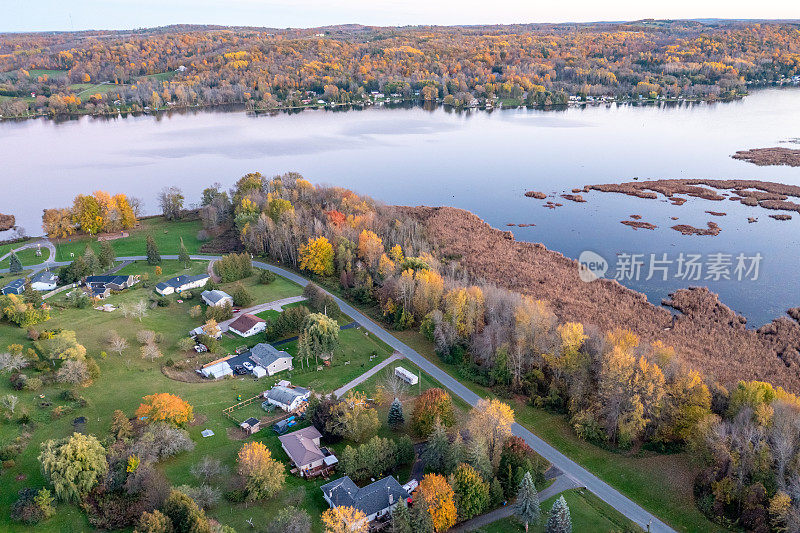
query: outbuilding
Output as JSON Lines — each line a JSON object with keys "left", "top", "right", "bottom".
{"left": 200, "top": 358, "right": 233, "bottom": 379}
{"left": 201, "top": 289, "right": 233, "bottom": 308}
{"left": 240, "top": 417, "right": 261, "bottom": 435}
{"left": 248, "top": 343, "right": 293, "bottom": 376}
{"left": 394, "top": 366, "right": 418, "bottom": 385}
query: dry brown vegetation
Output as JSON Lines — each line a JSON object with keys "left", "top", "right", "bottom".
{"left": 0, "top": 213, "right": 15, "bottom": 231}
{"left": 732, "top": 147, "right": 800, "bottom": 167}
{"left": 524, "top": 191, "right": 547, "bottom": 199}
{"left": 402, "top": 205, "right": 800, "bottom": 391}
{"left": 621, "top": 220, "right": 657, "bottom": 230}
{"left": 560, "top": 194, "right": 587, "bottom": 203}
{"left": 671, "top": 221, "right": 721, "bottom": 236}
{"left": 770, "top": 214, "right": 793, "bottom": 221}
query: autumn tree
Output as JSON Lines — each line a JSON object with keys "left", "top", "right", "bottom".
{"left": 340, "top": 390, "right": 380, "bottom": 443}
{"left": 321, "top": 506, "right": 368, "bottom": 533}
{"left": 415, "top": 473, "right": 457, "bottom": 532}
{"left": 300, "top": 312, "right": 339, "bottom": 364}
{"left": 468, "top": 398, "right": 515, "bottom": 466}
{"left": 357, "top": 230, "right": 384, "bottom": 268}
{"left": 42, "top": 208, "right": 75, "bottom": 238}
{"left": 237, "top": 441, "right": 286, "bottom": 500}
{"left": 159, "top": 186, "right": 184, "bottom": 221}
{"left": 451, "top": 463, "right": 490, "bottom": 521}
{"left": 444, "top": 286, "right": 485, "bottom": 338}
{"left": 299, "top": 236, "right": 335, "bottom": 276}
{"left": 39, "top": 432, "right": 108, "bottom": 503}
{"left": 135, "top": 393, "right": 194, "bottom": 426}
{"left": 110, "top": 409, "right": 133, "bottom": 440}
{"left": 412, "top": 388, "right": 455, "bottom": 436}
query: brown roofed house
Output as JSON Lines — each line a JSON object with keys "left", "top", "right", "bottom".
{"left": 278, "top": 426, "right": 338, "bottom": 478}
{"left": 228, "top": 313, "right": 267, "bottom": 337}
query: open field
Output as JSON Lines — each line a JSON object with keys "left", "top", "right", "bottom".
{"left": 53, "top": 216, "right": 204, "bottom": 261}
{"left": 0, "top": 246, "right": 50, "bottom": 269}
{"left": 475, "top": 488, "right": 642, "bottom": 533}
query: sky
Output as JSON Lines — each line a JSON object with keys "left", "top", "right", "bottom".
{"left": 4, "top": 0, "right": 800, "bottom": 32}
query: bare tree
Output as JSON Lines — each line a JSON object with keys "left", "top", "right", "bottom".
{"left": 376, "top": 368, "right": 410, "bottom": 402}
{"left": 159, "top": 186, "right": 185, "bottom": 221}
{"left": 191, "top": 455, "right": 227, "bottom": 484}
{"left": 2, "top": 394, "right": 18, "bottom": 414}
{"left": 122, "top": 299, "right": 149, "bottom": 321}
{"left": 108, "top": 332, "right": 129, "bottom": 355}
{"left": 0, "top": 353, "right": 27, "bottom": 373}
{"left": 141, "top": 343, "right": 163, "bottom": 361}
{"left": 136, "top": 330, "right": 157, "bottom": 346}
{"left": 56, "top": 359, "right": 89, "bottom": 384}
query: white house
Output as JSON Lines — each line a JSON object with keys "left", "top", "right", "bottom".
{"left": 201, "top": 289, "right": 233, "bottom": 307}
{"left": 394, "top": 366, "right": 418, "bottom": 385}
{"left": 228, "top": 313, "right": 267, "bottom": 337}
{"left": 321, "top": 476, "right": 409, "bottom": 523}
{"left": 30, "top": 270, "right": 57, "bottom": 291}
{"left": 248, "top": 343, "right": 293, "bottom": 376}
{"left": 200, "top": 358, "right": 233, "bottom": 379}
{"left": 263, "top": 382, "right": 310, "bottom": 412}
{"left": 155, "top": 274, "right": 209, "bottom": 296}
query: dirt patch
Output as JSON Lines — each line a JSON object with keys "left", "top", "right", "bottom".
{"left": 400, "top": 205, "right": 800, "bottom": 391}
{"left": 226, "top": 427, "right": 249, "bottom": 441}
{"left": 200, "top": 227, "right": 244, "bottom": 254}
{"left": 732, "top": 147, "right": 800, "bottom": 167}
{"left": 560, "top": 194, "right": 587, "bottom": 203}
{"left": 0, "top": 213, "right": 15, "bottom": 232}
{"left": 630, "top": 214, "right": 642, "bottom": 220}
{"left": 97, "top": 231, "right": 129, "bottom": 242}
{"left": 770, "top": 214, "right": 793, "bottom": 221}
{"left": 190, "top": 414, "right": 208, "bottom": 427}
{"left": 543, "top": 201, "right": 563, "bottom": 209}
{"left": 161, "top": 366, "right": 208, "bottom": 383}
{"left": 671, "top": 222, "right": 721, "bottom": 236}
{"left": 621, "top": 220, "right": 657, "bottom": 230}
{"left": 525, "top": 190, "right": 547, "bottom": 199}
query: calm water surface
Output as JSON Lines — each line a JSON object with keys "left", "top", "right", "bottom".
{"left": 2, "top": 89, "right": 799, "bottom": 325}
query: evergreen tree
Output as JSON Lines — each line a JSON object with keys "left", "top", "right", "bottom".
{"left": 410, "top": 501, "right": 434, "bottom": 533}
{"left": 99, "top": 240, "right": 116, "bottom": 270}
{"left": 82, "top": 245, "right": 100, "bottom": 274}
{"left": 388, "top": 398, "right": 405, "bottom": 431}
{"left": 445, "top": 431, "right": 466, "bottom": 473}
{"left": 489, "top": 477, "right": 505, "bottom": 508}
{"left": 178, "top": 237, "right": 191, "bottom": 268}
{"left": 24, "top": 279, "right": 43, "bottom": 307}
{"left": 545, "top": 495, "right": 572, "bottom": 533}
{"left": 8, "top": 251, "right": 22, "bottom": 273}
{"left": 514, "top": 471, "right": 541, "bottom": 532}
{"left": 465, "top": 438, "right": 492, "bottom": 480}
{"left": 422, "top": 418, "right": 450, "bottom": 473}
{"left": 232, "top": 282, "right": 253, "bottom": 307}
{"left": 390, "top": 501, "right": 412, "bottom": 533}
{"left": 146, "top": 234, "right": 161, "bottom": 265}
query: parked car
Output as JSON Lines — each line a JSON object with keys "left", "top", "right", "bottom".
{"left": 243, "top": 361, "right": 254, "bottom": 372}
{"left": 233, "top": 365, "right": 247, "bottom": 375}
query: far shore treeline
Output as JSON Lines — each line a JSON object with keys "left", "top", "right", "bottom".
{"left": 30, "top": 172, "right": 800, "bottom": 530}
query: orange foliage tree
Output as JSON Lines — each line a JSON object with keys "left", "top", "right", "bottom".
{"left": 415, "top": 473, "right": 457, "bottom": 532}
{"left": 321, "top": 505, "right": 368, "bottom": 533}
{"left": 411, "top": 388, "right": 455, "bottom": 436}
{"left": 135, "top": 393, "right": 193, "bottom": 426}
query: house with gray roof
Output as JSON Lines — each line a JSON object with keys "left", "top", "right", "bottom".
{"left": 1, "top": 278, "right": 25, "bottom": 295}
{"left": 201, "top": 289, "right": 233, "bottom": 307}
{"left": 263, "top": 382, "right": 310, "bottom": 411}
{"left": 30, "top": 270, "right": 57, "bottom": 291}
{"left": 320, "top": 475, "right": 409, "bottom": 523}
{"left": 278, "top": 425, "right": 337, "bottom": 478}
{"left": 248, "top": 343, "right": 292, "bottom": 375}
{"left": 155, "top": 274, "right": 209, "bottom": 295}
{"left": 84, "top": 275, "right": 137, "bottom": 291}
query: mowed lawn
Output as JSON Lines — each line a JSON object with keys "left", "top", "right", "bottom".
{"left": 53, "top": 217, "right": 205, "bottom": 262}
{"left": 0, "top": 246, "right": 50, "bottom": 269}
{"left": 0, "top": 261, "right": 404, "bottom": 532}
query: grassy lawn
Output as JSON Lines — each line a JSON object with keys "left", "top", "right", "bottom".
{"left": 27, "top": 69, "right": 67, "bottom": 79}
{"left": 68, "top": 83, "right": 122, "bottom": 98}
{"left": 142, "top": 71, "right": 177, "bottom": 82}
{"left": 0, "top": 239, "right": 33, "bottom": 258}
{"left": 475, "top": 488, "right": 643, "bottom": 533}
{"left": 53, "top": 217, "right": 204, "bottom": 262}
{"left": 0, "top": 246, "right": 50, "bottom": 269}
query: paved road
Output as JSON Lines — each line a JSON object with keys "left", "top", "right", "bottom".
{"left": 333, "top": 352, "right": 403, "bottom": 398}
{"left": 451, "top": 474, "right": 580, "bottom": 532}
{"left": 29, "top": 252, "right": 674, "bottom": 532}
{"left": 0, "top": 239, "right": 57, "bottom": 271}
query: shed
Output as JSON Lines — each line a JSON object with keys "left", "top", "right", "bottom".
{"left": 252, "top": 366, "right": 267, "bottom": 378}
{"left": 200, "top": 359, "right": 232, "bottom": 379}
{"left": 394, "top": 366, "right": 418, "bottom": 385}
{"left": 240, "top": 417, "right": 261, "bottom": 435}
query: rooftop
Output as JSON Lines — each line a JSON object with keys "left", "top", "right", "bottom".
{"left": 321, "top": 475, "right": 409, "bottom": 518}
{"left": 278, "top": 426, "right": 325, "bottom": 467}
{"left": 202, "top": 289, "right": 232, "bottom": 304}
{"left": 31, "top": 270, "right": 56, "bottom": 283}
{"left": 229, "top": 313, "right": 266, "bottom": 333}
{"left": 249, "top": 342, "right": 291, "bottom": 368}
{"left": 266, "top": 384, "right": 309, "bottom": 406}
{"left": 156, "top": 274, "right": 209, "bottom": 290}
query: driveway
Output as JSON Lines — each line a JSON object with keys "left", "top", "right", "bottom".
{"left": 333, "top": 352, "right": 403, "bottom": 398}
{"left": 217, "top": 295, "right": 307, "bottom": 332}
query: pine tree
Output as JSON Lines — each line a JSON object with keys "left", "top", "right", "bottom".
{"left": 445, "top": 431, "right": 466, "bottom": 473}
{"left": 8, "top": 252, "right": 22, "bottom": 273}
{"left": 390, "top": 501, "right": 412, "bottom": 533}
{"left": 232, "top": 282, "right": 253, "bottom": 307}
{"left": 410, "top": 501, "right": 434, "bottom": 533}
{"left": 514, "top": 471, "right": 541, "bottom": 532}
{"left": 490, "top": 477, "right": 505, "bottom": 508}
{"left": 178, "top": 237, "right": 191, "bottom": 268}
{"left": 545, "top": 495, "right": 572, "bottom": 533}
{"left": 465, "top": 438, "right": 492, "bottom": 480}
{"left": 24, "top": 279, "right": 42, "bottom": 307}
{"left": 388, "top": 398, "right": 405, "bottom": 431}
{"left": 145, "top": 234, "right": 161, "bottom": 265}
{"left": 422, "top": 418, "right": 450, "bottom": 473}
{"left": 83, "top": 245, "right": 100, "bottom": 274}
{"left": 99, "top": 240, "right": 116, "bottom": 270}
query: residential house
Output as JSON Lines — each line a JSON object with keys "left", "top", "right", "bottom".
{"left": 320, "top": 475, "right": 410, "bottom": 523}
{"left": 83, "top": 275, "right": 138, "bottom": 299}
{"left": 30, "top": 270, "right": 57, "bottom": 291}
{"left": 278, "top": 426, "right": 338, "bottom": 478}
{"left": 201, "top": 289, "right": 233, "bottom": 307}
{"left": 155, "top": 274, "right": 209, "bottom": 295}
{"left": 1, "top": 278, "right": 25, "bottom": 295}
{"left": 228, "top": 313, "right": 266, "bottom": 337}
{"left": 263, "top": 382, "right": 310, "bottom": 412}
{"left": 248, "top": 343, "right": 293, "bottom": 375}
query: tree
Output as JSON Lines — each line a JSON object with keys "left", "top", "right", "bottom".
{"left": 422, "top": 419, "right": 450, "bottom": 473}
{"left": 388, "top": 398, "right": 405, "bottom": 430}
{"left": 42, "top": 208, "right": 75, "bottom": 238}
{"left": 415, "top": 473, "right": 457, "bottom": 532}
{"left": 35, "top": 330, "right": 85, "bottom": 360}
{"left": 391, "top": 501, "right": 412, "bottom": 533}
{"left": 141, "top": 342, "right": 163, "bottom": 361}
{"left": 110, "top": 409, "right": 133, "bottom": 440}
{"left": 340, "top": 390, "right": 380, "bottom": 443}
{"left": 321, "top": 506, "right": 368, "bottom": 533}
{"left": 135, "top": 509, "right": 173, "bottom": 533}
{"left": 299, "top": 236, "right": 335, "bottom": 276}
{"left": 468, "top": 398, "right": 515, "bottom": 466}
{"left": 412, "top": 388, "right": 454, "bottom": 436}
{"left": 39, "top": 432, "right": 108, "bottom": 503}
{"left": 357, "top": 230, "right": 384, "bottom": 268}
{"left": 141, "top": 236, "right": 160, "bottom": 267}
{"left": 301, "top": 313, "right": 339, "bottom": 364}
{"left": 23, "top": 280, "right": 42, "bottom": 307}
{"left": 201, "top": 319, "right": 220, "bottom": 339}
{"left": 178, "top": 237, "right": 191, "bottom": 268}
{"left": 162, "top": 488, "right": 211, "bottom": 533}
{"left": 546, "top": 495, "right": 571, "bottom": 533}
{"left": 268, "top": 507, "right": 311, "bottom": 533}
{"left": 56, "top": 359, "right": 89, "bottom": 384}
{"left": 232, "top": 283, "right": 253, "bottom": 307}
{"left": 82, "top": 245, "right": 100, "bottom": 274}
{"left": 237, "top": 441, "right": 285, "bottom": 500}
{"left": 9, "top": 252, "right": 22, "bottom": 273}
{"left": 451, "top": 463, "right": 490, "bottom": 521}
{"left": 2, "top": 393, "right": 19, "bottom": 414}
{"left": 107, "top": 331, "right": 128, "bottom": 355}
{"left": 191, "top": 456, "right": 225, "bottom": 484}
{"left": 159, "top": 186, "right": 185, "bottom": 221}
{"left": 99, "top": 240, "right": 116, "bottom": 270}
{"left": 514, "top": 471, "right": 541, "bottom": 532}
{"left": 136, "top": 393, "right": 194, "bottom": 426}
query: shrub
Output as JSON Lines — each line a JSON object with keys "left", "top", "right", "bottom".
{"left": 214, "top": 253, "right": 253, "bottom": 283}
{"left": 259, "top": 269, "right": 276, "bottom": 284}
{"left": 24, "top": 377, "right": 42, "bottom": 391}
{"left": 132, "top": 424, "right": 195, "bottom": 462}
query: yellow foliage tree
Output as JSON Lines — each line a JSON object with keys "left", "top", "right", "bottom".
{"left": 321, "top": 505, "right": 368, "bottom": 533}
{"left": 416, "top": 473, "right": 457, "bottom": 532}
{"left": 357, "top": 230, "right": 383, "bottom": 267}
{"left": 135, "top": 393, "right": 193, "bottom": 426}
{"left": 467, "top": 398, "right": 515, "bottom": 465}
{"left": 299, "top": 236, "right": 335, "bottom": 276}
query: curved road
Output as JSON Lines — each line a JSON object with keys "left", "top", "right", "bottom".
{"left": 13, "top": 251, "right": 674, "bottom": 532}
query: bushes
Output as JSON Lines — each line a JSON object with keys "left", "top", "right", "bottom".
{"left": 205, "top": 302, "right": 233, "bottom": 322}
{"left": 214, "top": 253, "right": 253, "bottom": 283}
{"left": 264, "top": 305, "right": 309, "bottom": 341}
{"left": 11, "top": 488, "right": 55, "bottom": 524}
{"left": 131, "top": 424, "right": 195, "bottom": 462}
{"left": 303, "top": 282, "right": 340, "bottom": 315}
{"left": 259, "top": 269, "right": 276, "bottom": 284}
{"left": 232, "top": 283, "right": 253, "bottom": 307}
{"left": 339, "top": 435, "right": 414, "bottom": 481}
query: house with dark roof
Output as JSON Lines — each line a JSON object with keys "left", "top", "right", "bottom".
{"left": 263, "top": 382, "right": 310, "bottom": 411}
{"left": 229, "top": 313, "right": 266, "bottom": 337}
{"left": 1, "top": 278, "right": 25, "bottom": 295}
{"left": 248, "top": 343, "right": 292, "bottom": 376}
{"left": 155, "top": 274, "right": 209, "bottom": 295}
{"left": 30, "top": 270, "right": 57, "bottom": 291}
{"left": 201, "top": 289, "right": 233, "bottom": 307}
{"left": 321, "top": 475, "right": 409, "bottom": 523}
{"left": 278, "top": 426, "right": 338, "bottom": 478}
{"left": 84, "top": 275, "right": 137, "bottom": 291}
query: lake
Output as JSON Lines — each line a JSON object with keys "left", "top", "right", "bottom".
{"left": 2, "top": 88, "right": 799, "bottom": 326}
